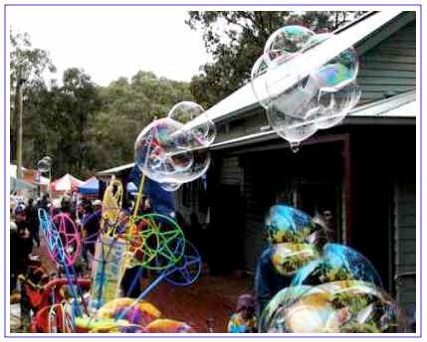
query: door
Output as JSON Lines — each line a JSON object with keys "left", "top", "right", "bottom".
{"left": 207, "top": 184, "right": 244, "bottom": 275}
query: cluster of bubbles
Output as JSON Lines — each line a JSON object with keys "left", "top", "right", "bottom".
{"left": 134, "top": 101, "right": 216, "bottom": 191}
{"left": 260, "top": 204, "right": 405, "bottom": 333}
{"left": 251, "top": 26, "right": 362, "bottom": 148}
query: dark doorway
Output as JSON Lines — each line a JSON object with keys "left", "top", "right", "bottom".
{"left": 207, "top": 184, "right": 244, "bottom": 274}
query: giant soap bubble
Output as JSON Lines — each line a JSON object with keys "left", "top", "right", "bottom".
{"left": 261, "top": 281, "right": 405, "bottom": 333}
{"left": 271, "top": 242, "right": 320, "bottom": 276}
{"left": 251, "top": 54, "right": 273, "bottom": 109}
{"left": 135, "top": 118, "right": 211, "bottom": 187}
{"left": 168, "top": 101, "right": 216, "bottom": 147}
{"left": 135, "top": 118, "right": 193, "bottom": 180}
{"left": 251, "top": 25, "right": 362, "bottom": 145}
{"left": 265, "top": 204, "right": 326, "bottom": 245}
{"left": 258, "top": 285, "right": 315, "bottom": 332}
{"left": 291, "top": 243, "right": 383, "bottom": 288}
{"left": 135, "top": 101, "right": 216, "bottom": 191}
{"left": 266, "top": 205, "right": 330, "bottom": 277}
{"left": 264, "top": 26, "right": 315, "bottom": 55}
{"left": 265, "top": 77, "right": 321, "bottom": 143}
{"left": 316, "top": 82, "right": 362, "bottom": 129}
{"left": 303, "top": 33, "right": 359, "bottom": 92}
{"left": 160, "top": 182, "right": 181, "bottom": 192}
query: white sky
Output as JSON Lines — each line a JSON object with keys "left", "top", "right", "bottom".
{"left": 8, "top": 7, "right": 212, "bottom": 86}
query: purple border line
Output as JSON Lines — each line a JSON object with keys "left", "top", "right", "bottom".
{"left": 419, "top": 4, "right": 423, "bottom": 339}
{"left": 3, "top": 3, "right": 422, "bottom": 339}
{"left": 4, "top": 3, "right": 7, "bottom": 338}
{"left": 3, "top": 3, "right": 423, "bottom": 6}
{"left": 2, "top": 335, "right": 424, "bottom": 339}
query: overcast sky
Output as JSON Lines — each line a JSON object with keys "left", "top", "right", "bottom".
{"left": 8, "top": 6, "right": 212, "bottom": 86}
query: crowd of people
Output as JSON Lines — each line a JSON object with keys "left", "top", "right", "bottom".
{"left": 10, "top": 192, "right": 106, "bottom": 330}
{"left": 10, "top": 193, "right": 104, "bottom": 291}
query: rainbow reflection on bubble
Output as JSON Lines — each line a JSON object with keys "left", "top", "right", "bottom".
{"left": 291, "top": 243, "right": 384, "bottom": 288}
{"left": 251, "top": 25, "right": 361, "bottom": 144}
{"left": 271, "top": 242, "right": 320, "bottom": 276}
{"left": 261, "top": 281, "right": 404, "bottom": 333}
{"left": 134, "top": 101, "right": 216, "bottom": 191}
{"left": 264, "top": 26, "right": 315, "bottom": 55}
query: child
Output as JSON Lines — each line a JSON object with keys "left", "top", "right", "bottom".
{"left": 227, "top": 294, "right": 257, "bottom": 333}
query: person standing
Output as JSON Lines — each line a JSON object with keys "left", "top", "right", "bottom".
{"left": 25, "top": 198, "right": 40, "bottom": 247}
{"left": 39, "top": 193, "right": 50, "bottom": 212}
{"left": 10, "top": 221, "right": 19, "bottom": 291}
{"left": 227, "top": 294, "right": 258, "bottom": 333}
{"left": 14, "top": 204, "right": 33, "bottom": 274}
{"left": 81, "top": 200, "right": 101, "bottom": 260}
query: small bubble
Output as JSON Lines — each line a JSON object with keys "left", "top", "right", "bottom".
{"left": 290, "top": 142, "right": 300, "bottom": 153}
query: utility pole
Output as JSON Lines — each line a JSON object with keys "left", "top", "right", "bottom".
{"left": 16, "top": 72, "right": 25, "bottom": 179}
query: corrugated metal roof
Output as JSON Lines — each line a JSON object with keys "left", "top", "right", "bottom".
{"left": 210, "top": 90, "right": 416, "bottom": 150}
{"left": 350, "top": 90, "right": 416, "bottom": 118}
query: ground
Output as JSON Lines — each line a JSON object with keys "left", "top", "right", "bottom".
{"left": 144, "top": 271, "right": 254, "bottom": 332}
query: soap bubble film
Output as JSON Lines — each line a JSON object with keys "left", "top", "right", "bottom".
{"left": 291, "top": 243, "right": 384, "bottom": 288}
{"left": 262, "top": 281, "right": 405, "bottom": 333}
{"left": 134, "top": 101, "right": 215, "bottom": 191}
{"left": 168, "top": 101, "right": 216, "bottom": 147}
{"left": 264, "top": 26, "right": 315, "bottom": 55}
{"left": 251, "top": 25, "right": 362, "bottom": 143}
{"left": 271, "top": 242, "right": 320, "bottom": 276}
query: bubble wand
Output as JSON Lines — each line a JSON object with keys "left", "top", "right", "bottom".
{"left": 37, "top": 209, "right": 87, "bottom": 317}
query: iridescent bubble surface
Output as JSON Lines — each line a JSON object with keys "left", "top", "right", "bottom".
{"left": 251, "top": 25, "right": 361, "bottom": 144}
{"left": 262, "top": 281, "right": 404, "bottom": 333}
{"left": 264, "top": 26, "right": 315, "bottom": 55}
{"left": 271, "top": 242, "right": 320, "bottom": 276}
{"left": 291, "top": 243, "right": 384, "bottom": 288}
{"left": 168, "top": 101, "right": 216, "bottom": 147}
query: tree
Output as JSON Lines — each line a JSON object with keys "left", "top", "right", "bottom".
{"left": 10, "top": 31, "right": 56, "bottom": 163}
{"left": 18, "top": 67, "right": 101, "bottom": 179}
{"left": 10, "top": 33, "right": 194, "bottom": 177}
{"left": 186, "top": 11, "right": 366, "bottom": 107}
{"left": 59, "top": 68, "right": 101, "bottom": 174}
{"left": 84, "top": 71, "right": 194, "bottom": 173}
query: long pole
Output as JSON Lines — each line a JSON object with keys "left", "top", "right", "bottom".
{"left": 16, "top": 77, "right": 24, "bottom": 179}
{"left": 49, "top": 167, "right": 52, "bottom": 198}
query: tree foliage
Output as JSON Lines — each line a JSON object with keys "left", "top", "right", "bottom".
{"left": 85, "top": 71, "right": 193, "bottom": 174}
{"left": 10, "top": 31, "right": 56, "bottom": 162}
{"left": 186, "top": 11, "right": 366, "bottom": 107}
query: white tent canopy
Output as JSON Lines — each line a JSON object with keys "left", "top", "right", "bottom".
{"left": 51, "top": 173, "right": 83, "bottom": 192}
